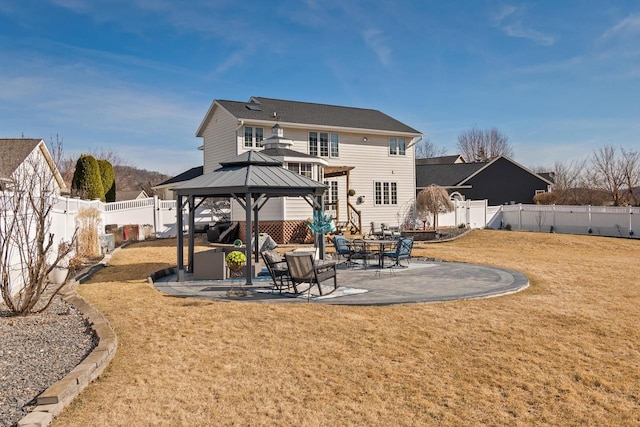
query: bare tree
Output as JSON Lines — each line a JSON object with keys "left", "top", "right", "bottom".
{"left": 591, "top": 145, "right": 627, "bottom": 206}
{"left": 620, "top": 148, "right": 640, "bottom": 206}
{"left": 415, "top": 185, "right": 454, "bottom": 230}
{"left": 415, "top": 138, "right": 447, "bottom": 159}
{"left": 550, "top": 158, "right": 589, "bottom": 204}
{"left": 456, "top": 126, "right": 513, "bottom": 162}
{"left": 89, "top": 146, "right": 129, "bottom": 168}
{"left": 1, "top": 140, "right": 77, "bottom": 315}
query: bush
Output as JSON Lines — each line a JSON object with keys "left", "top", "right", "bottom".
{"left": 72, "top": 155, "right": 104, "bottom": 201}
{"left": 98, "top": 159, "right": 116, "bottom": 202}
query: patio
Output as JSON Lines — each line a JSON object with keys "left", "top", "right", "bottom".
{"left": 151, "top": 259, "right": 529, "bottom": 305}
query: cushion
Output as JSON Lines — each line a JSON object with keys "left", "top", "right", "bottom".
{"left": 262, "top": 250, "right": 283, "bottom": 265}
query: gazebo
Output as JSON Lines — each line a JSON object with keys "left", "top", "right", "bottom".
{"left": 172, "top": 151, "right": 327, "bottom": 285}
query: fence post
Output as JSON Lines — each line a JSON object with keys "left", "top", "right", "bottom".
{"left": 518, "top": 204, "right": 522, "bottom": 230}
{"left": 153, "top": 195, "right": 160, "bottom": 236}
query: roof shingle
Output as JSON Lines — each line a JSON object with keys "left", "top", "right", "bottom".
{"left": 215, "top": 96, "right": 421, "bottom": 134}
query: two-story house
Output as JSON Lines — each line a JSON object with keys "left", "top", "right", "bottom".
{"left": 196, "top": 96, "right": 422, "bottom": 242}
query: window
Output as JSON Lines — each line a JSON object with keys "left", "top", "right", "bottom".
{"left": 374, "top": 181, "right": 398, "bottom": 205}
{"left": 323, "top": 180, "right": 338, "bottom": 207}
{"left": 389, "top": 137, "right": 406, "bottom": 156}
{"left": 330, "top": 133, "right": 339, "bottom": 157}
{"left": 309, "top": 132, "right": 339, "bottom": 157}
{"left": 287, "top": 162, "right": 312, "bottom": 179}
{"left": 244, "top": 126, "right": 264, "bottom": 147}
{"left": 255, "top": 127, "right": 264, "bottom": 147}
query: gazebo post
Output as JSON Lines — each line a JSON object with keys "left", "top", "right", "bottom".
{"left": 176, "top": 194, "right": 184, "bottom": 281}
{"left": 188, "top": 195, "right": 195, "bottom": 273}
{"left": 318, "top": 195, "right": 326, "bottom": 260}
{"left": 253, "top": 203, "right": 260, "bottom": 262}
{"left": 245, "top": 191, "right": 253, "bottom": 285}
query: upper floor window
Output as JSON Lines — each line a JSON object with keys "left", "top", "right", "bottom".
{"left": 287, "top": 162, "right": 312, "bottom": 179}
{"left": 309, "top": 132, "right": 339, "bottom": 157}
{"left": 244, "top": 126, "right": 264, "bottom": 147}
{"left": 374, "top": 181, "right": 398, "bottom": 205}
{"left": 389, "top": 137, "right": 406, "bottom": 156}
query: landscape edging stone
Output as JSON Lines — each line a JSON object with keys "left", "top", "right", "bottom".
{"left": 17, "top": 248, "right": 121, "bottom": 427}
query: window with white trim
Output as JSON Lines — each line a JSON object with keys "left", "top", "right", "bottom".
{"left": 287, "top": 162, "right": 312, "bottom": 179}
{"left": 374, "top": 181, "right": 397, "bottom": 205}
{"left": 389, "top": 137, "right": 406, "bottom": 156}
{"left": 309, "top": 131, "right": 339, "bottom": 157}
{"left": 323, "top": 180, "right": 338, "bottom": 206}
{"left": 244, "top": 126, "right": 264, "bottom": 147}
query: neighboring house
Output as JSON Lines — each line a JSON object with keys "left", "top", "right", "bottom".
{"left": 0, "top": 138, "right": 67, "bottom": 194}
{"left": 115, "top": 190, "right": 149, "bottom": 202}
{"left": 196, "top": 96, "right": 422, "bottom": 238}
{"left": 153, "top": 166, "right": 203, "bottom": 200}
{"left": 416, "top": 155, "right": 553, "bottom": 205}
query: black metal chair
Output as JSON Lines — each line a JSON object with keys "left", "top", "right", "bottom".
{"left": 333, "top": 235, "right": 354, "bottom": 266}
{"left": 350, "top": 238, "right": 378, "bottom": 269}
{"left": 260, "top": 250, "right": 292, "bottom": 292}
{"left": 382, "top": 237, "right": 414, "bottom": 268}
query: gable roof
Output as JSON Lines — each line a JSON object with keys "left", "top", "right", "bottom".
{"left": 416, "top": 162, "right": 485, "bottom": 188}
{"left": 197, "top": 96, "right": 422, "bottom": 137}
{"left": 416, "top": 155, "right": 554, "bottom": 189}
{"left": 0, "top": 138, "right": 42, "bottom": 179}
{"left": 415, "top": 155, "right": 465, "bottom": 165}
{"left": 457, "top": 156, "right": 554, "bottom": 186}
{"left": 155, "top": 166, "right": 204, "bottom": 187}
{"left": 0, "top": 138, "right": 67, "bottom": 191}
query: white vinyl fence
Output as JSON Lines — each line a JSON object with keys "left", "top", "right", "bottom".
{"left": 497, "top": 204, "right": 640, "bottom": 238}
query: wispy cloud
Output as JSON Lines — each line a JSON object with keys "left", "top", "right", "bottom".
{"left": 362, "top": 28, "right": 392, "bottom": 67}
{"left": 599, "top": 13, "right": 640, "bottom": 42}
{"left": 493, "top": 5, "right": 555, "bottom": 46}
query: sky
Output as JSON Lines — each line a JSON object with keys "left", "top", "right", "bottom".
{"left": 1, "top": 1, "right": 639, "bottom": 176}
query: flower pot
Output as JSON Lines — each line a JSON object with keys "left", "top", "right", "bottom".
{"left": 50, "top": 267, "right": 68, "bottom": 285}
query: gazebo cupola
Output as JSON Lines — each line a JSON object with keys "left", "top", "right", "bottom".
{"left": 261, "top": 124, "right": 293, "bottom": 149}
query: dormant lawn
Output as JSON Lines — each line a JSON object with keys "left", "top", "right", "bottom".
{"left": 52, "top": 230, "right": 639, "bottom": 426}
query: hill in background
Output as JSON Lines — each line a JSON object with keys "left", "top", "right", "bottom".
{"left": 113, "top": 165, "right": 171, "bottom": 194}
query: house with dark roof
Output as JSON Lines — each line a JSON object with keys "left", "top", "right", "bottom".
{"left": 195, "top": 96, "right": 422, "bottom": 236}
{"left": 0, "top": 138, "right": 66, "bottom": 193}
{"left": 153, "top": 166, "right": 203, "bottom": 200}
{"left": 416, "top": 155, "right": 553, "bottom": 205}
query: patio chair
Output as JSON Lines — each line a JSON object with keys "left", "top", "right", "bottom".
{"left": 382, "top": 236, "right": 414, "bottom": 268}
{"left": 350, "top": 238, "right": 378, "bottom": 269}
{"left": 332, "top": 235, "right": 354, "bottom": 265}
{"left": 369, "top": 221, "right": 384, "bottom": 239}
{"left": 284, "top": 252, "right": 338, "bottom": 296}
{"left": 260, "top": 250, "right": 292, "bottom": 292}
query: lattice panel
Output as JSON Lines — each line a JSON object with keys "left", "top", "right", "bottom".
{"left": 237, "top": 220, "right": 313, "bottom": 244}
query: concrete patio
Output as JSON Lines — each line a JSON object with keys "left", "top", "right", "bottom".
{"left": 151, "top": 259, "right": 529, "bottom": 306}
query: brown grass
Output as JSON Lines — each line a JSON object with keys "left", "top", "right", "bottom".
{"left": 53, "top": 231, "right": 640, "bottom": 426}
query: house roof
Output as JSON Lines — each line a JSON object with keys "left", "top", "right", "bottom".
{"left": 198, "top": 96, "right": 422, "bottom": 137}
{"left": 0, "top": 138, "right": 66, "bottom": 191}
{"left": 259, "top": 147, "right": 318, "bottom": 159}
{"left": 155, "top": 166, "right": 203, "bottom": 187}
{"left": 415, "top": 155, "right": 465, "bottom": 165}
{"left": 0, "top": 138, "right": 42, "bottom": 179}
{"left": 416, "top": 155, "right": 554, "bottom": 189}
{"left": 174, "top": 151, "right": 327, "bottom": 198}
{"left": 115, "top": 190, "right": 148, "bottom": 202}
{"left": 416, "top": 162, "right": 486, "bottom": 187}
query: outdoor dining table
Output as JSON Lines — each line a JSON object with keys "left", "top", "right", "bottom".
{"left": 346, "top": 238, "right": 398, "bottom": 268}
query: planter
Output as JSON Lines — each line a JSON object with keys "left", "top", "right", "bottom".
{"left": 49, "top": 267, "right": 69, "bottom": 285}
{"left": 401, "top": 230, "right": 437, "bottom": 241}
